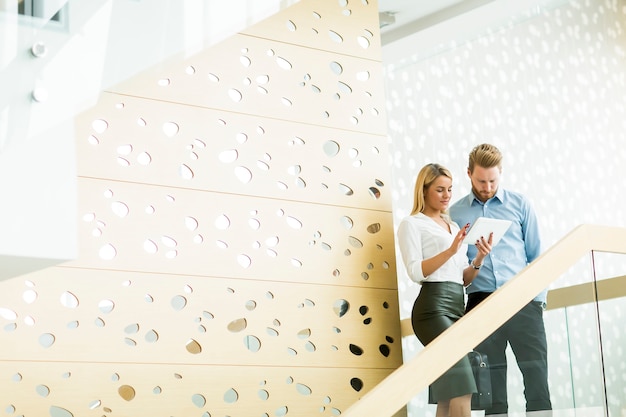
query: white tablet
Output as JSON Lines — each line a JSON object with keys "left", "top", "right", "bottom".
{"left": 462, "top": 217, "right": 512, "bottom": 247}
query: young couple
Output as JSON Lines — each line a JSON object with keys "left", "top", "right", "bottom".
{"left": 397, "top": 144, "right": 552, "bottom": 417}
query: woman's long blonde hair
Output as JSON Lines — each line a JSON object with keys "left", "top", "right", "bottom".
{"left": 410, "top": 163, "right": 453, "bottom": 215}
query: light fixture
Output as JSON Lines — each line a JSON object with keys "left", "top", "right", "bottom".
{"left": 30, "top": 42, "right": 48, "bottom": 58}
{"left": 31, "top": 88, "right": 49, "bottom": 102}
{"left": 379, "top": 11, "right": 396, "bottom": 28}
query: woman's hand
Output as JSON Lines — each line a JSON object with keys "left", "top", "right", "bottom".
{"left": 463, "top": 231, "right": 494, "bottom": 286}
{"left": 473, "top": 232, "right": 493, "bottom": 265}
{"left": 447, "top": 223, "right": 471, "bottom": 255}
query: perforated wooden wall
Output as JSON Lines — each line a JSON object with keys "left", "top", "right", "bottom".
{"left": 0, "top": 1, "right": 402, "bottom": 416}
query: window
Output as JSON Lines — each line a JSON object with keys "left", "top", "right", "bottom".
{"left": 17, "top": 0, "right": 67, "bottom": 25}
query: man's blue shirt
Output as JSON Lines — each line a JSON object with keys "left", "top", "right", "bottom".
{"left": 449, "top": 187, "right": 546, "bottom": 303}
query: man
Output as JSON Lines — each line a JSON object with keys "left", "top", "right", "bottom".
{"left": 449, "top": 143, "right": 552, "bottom": 416}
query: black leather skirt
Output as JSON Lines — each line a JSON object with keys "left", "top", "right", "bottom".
{"left": 411, "top": 281, "right": 476, "bottom": 402}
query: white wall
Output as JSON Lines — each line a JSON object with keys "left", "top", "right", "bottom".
{"left": 384, "top": 0, "right": 626, "bottom": 415}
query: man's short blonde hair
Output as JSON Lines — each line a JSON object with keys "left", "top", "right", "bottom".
{"left": 468, "top": 143, "right": 503, "bottom": 173}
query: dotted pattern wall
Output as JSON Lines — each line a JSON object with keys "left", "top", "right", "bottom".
{"left": 384, "top": 1, "right": 626, "bottom": 416}
{"left": 0, "top": 1, "right": 403, "bottom": 416}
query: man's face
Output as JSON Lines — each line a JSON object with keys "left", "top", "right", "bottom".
{"left": 468, "top": 165, "right": 500, "bottom": 203}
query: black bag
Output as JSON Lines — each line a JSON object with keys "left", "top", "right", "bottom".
{"left": 469, "top": 350, "right": 492, "bottom": 410}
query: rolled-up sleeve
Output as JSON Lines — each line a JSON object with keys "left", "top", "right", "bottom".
{"left": 397, "top": 218, "right": 426, "bottom": 283}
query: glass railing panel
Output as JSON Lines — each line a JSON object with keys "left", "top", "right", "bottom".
{"left": 590, "top": 251, "right": 626, "bottom": 417}
{"left": 373, "top": 226, "right": 626, "bottom": 417}
{"left": 426, "top": 254, "right": 609, "bottom": 417}
{"left": 402, "top": 254, "right": 607, "bottom": 417}
{"left": 547, "top": 301, "right": 605, "bottom": 415}
{"left": 539, "top": 250, "right": 626, "bottom": 417}
{"left": 544, "top": 254, "right": 607, "bottom": 417}
{"left": 401, "top": 251, "right": 626, "bottom": 417}
{"left": 466, "top": 253, "right": 607, "bottom": 417}
{"left": 596, "top": 295, "right": 625, "bottom": 417}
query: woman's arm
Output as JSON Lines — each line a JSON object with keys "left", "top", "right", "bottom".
{"left": 420, "top": 223, "right": 471, "bottom": 277}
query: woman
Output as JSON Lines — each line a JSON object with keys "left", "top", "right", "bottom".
{"left": 397, "top": 163, "right": 492, "bottom": 417}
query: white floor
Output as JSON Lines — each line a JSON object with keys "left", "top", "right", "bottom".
{"left": 471, "top": 407, "right": 606, "bottom": 417}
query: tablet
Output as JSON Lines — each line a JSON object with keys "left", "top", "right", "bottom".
{"left": 462, "top": 217, "right": 512, "bottom": 247}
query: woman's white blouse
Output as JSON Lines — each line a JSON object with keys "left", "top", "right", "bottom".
{"left": 397, "top": 213, "right": 469, "bottom": 284}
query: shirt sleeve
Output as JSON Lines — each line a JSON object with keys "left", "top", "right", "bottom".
{"left": 522, "top": 198, "right": 542, "bottom": 263}
{"left": 397, "top": 218, "right": 427, "bottom": 283}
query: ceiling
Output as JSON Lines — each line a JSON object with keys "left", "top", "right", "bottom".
{"left": 377, "top": 0, "right": 503, "bottom": 45}
{"left": 378, "top": 0, "right": 463, "bottom": 34}
{"left": 377, "top": 0, "right": 564, "bottom": 63}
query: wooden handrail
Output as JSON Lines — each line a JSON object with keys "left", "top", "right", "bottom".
{"left": 545, "top": 274, "right": 626, "bottom": 310}
{"left": 398, "top": 275, "right": 626, "bottom": 338}
{"left": 341, "top": 224, "right": 626, "bottom": 417}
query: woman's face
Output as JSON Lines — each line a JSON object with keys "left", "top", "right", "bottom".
{"left": 424, "top": 175, "right": 452, "bottom": 213}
